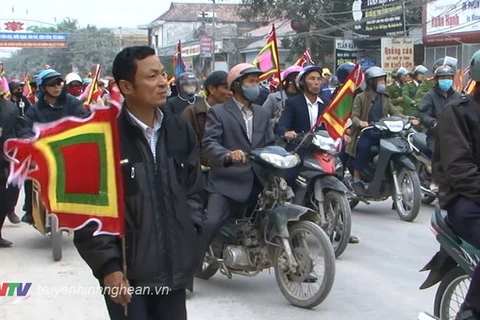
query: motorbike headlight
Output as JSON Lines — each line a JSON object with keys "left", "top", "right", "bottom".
{"left": 383, "top": 120, "right": 404, "bottom": 133}
{"left": 259, "top": 152, "right": 300, "bottom": 169}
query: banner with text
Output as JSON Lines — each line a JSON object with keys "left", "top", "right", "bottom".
{"left": 352, "top": 0, "right": 405, "bottom": 36}
{"left": 381, "top": 37, "right": 414, "bottom": 75}
{"left": 0, "top": 32, "right": 68, "bottom": 48}
{"left": 334, "top": 39, "right": 361, "bottom": 70}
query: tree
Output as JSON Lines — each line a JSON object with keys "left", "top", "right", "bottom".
{"left": 237, "top": 0, "right": 354, "bottom": 63}
{"left": 2, "top": 19, "right": 128, "bottom": 78}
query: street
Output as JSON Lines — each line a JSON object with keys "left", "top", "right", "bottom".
{"left": 1, "top": 195, "right": 438, "bottom": 320}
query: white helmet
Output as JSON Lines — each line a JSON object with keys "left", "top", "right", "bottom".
{"left": 65, "top": 73, "right": 83, "bottom": 85}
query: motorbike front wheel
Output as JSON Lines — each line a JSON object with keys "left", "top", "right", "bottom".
{"left": 393, "top": 168, "right": 421, "bottom": 222}
{"left": 321, "top": 191, "right": 352, "bottom": 258}
{"left": 274, "top": 221, "right": 335, "bottom": 309}
{"left": 434, "top": 267, "right": 470, "bottom": 319}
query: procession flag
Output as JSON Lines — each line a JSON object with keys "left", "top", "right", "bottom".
{"left": 315, "top": 64, "right": 364, "bottom": 140}
{"left": 293, "top": 49, "right": 314, "bottom": 67}
{"left": 173, "top": 40, "right": 187, "bottom": 77}
{"left": 252, "top": 24, "right": 281, "bottom": 81}
{"left": 81, "top": 64, "right": 102, "bottom": 106}
{"left": 4, "top": 86, "right": 125, "bottom": 236}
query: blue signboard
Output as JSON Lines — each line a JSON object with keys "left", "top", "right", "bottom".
{"left": 0, "top": 32, "right": 69, "bottom": 48}
{"left": 360, "top": 58, "right": 377, "bottom": 71}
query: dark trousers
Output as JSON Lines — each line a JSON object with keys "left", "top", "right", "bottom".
{"left": 104, "top": 289, "right": 186, "bottom": 320}
{"left": 24, "top": 180, "right": 32, "bottom": 215}
{"left": 447, "top": 197, "right": 480, "bottom": 313}
{"left": 0, "top": 182, "right": 19, "bottom": 237}
{"left": 354, "top": 134, "right": 381, "bottom": 172}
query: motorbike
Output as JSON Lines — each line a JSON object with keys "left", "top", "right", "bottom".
{"left": 196, "top": 146, "right": 336, "bottom": 309}
{"left": 13, "top": 116, "right": 66, "bottom": 261}
{"left": 290, "top": 131, "right": 353, "bottom": 258}
{"left": 344, "top": 116, "right": 422, "bottom": 222}
{"left": 407, "top": 128, "right": 437, "bottom": 205}
{"left": 419, "top": 207, "right": 479, "bottom": 319}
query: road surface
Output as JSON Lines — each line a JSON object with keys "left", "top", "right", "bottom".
{"left": 0, "top": 196, "right": 438, "bottom": 320}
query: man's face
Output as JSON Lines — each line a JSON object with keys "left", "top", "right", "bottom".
{"left": 241, "top": 74, "right": 260, "bottom": 87}
{"left": 400, "top": 74, "right": 408, "bottom": 82}
{"left": 44, "top": 78, "right": 64, "bottom": 97}
{"left": 12, "top": 85, "right": 23, "bottom": 97}
{"left": 120, "top": 55, "right": 168, "bottom": 108}
{"left": 305, "top": 71, "right": 322, "bottom": 95}
{"left": 209, "top": 84, "right": 232, "bottom": 104}
{"left": 417, "top": 73, "right": 425, "bottom": 82}
{"left": 67, "top": 81, "right": 83, "bottom": 97}
{"left": 376, "top": 77, "right": 387, "bottom": 85}
{"left": 437, "top": 75, "right": 454, "bottom": 81}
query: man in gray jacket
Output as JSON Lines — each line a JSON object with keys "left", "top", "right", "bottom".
{"left": 201, "top": 63, "right": 275, "bottom": 260}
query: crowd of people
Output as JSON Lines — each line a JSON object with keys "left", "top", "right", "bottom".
{"left": 0, "top": 45, "right": 479, "bottom": 320}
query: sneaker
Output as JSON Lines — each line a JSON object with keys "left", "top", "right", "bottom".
{"left": 352, "top": 180, "right": 366, "bottom": 195}
{"left": 7, "top": 212, "right": 21, "bottom": 224}
{"left": 349, "top": 235, "right": 360, "bottom": 244}
{"left": 21, "top": 214, "right": 34, "bottom": 224}
{"left": 0, "top": 238, "right": 13, "bottom": 247}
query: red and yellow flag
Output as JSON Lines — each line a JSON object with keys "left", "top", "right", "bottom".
{"left": 4, "top": 87, "right": 125, "bottom": 236}
{"left": 464, "top": 79, "right": 476, "bottom": 94}
{"left": 83, "top": 64, "right": 102, "bottom": 106}
{"left": 293, "top": 49, "right": 314, "bottom": 67}
{"left": 252, "top": 24, "right": 281, "bottom": 81}
{"left": 315, "top": 64, "right": 364, "bottom": 140}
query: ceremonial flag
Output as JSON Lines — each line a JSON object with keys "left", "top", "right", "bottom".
{"left": 4, "top": 86, "right": 125, "bottom": 236}
{"left": 252, "top": 24, "right": 281, "bottom": 81}
{"left": 173, "top": 40, "right": 187, "bottom": 77}
{"left": 464, "top": 79, "right": 476, "bottom": 94}
{"left": 454, "top": 69, "right": 464, "bottom": 92}
{"left": 81, "top": 64, "right": 102, "bottom": 106}
{"left": 315, "top": 64, "right": 363, "bottom": 140}
{"left": 293, "top": 49, "right": 314, "bottom": 67}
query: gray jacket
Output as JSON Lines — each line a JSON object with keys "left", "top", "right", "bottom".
{"left": 419, "top": 86, "right": 461, "bottom": 131}
{"left": 262, "top": 91, "right": 287, "bottom": 129}
{"left": 203, "top": 98, "right": 275, "bottom": 203}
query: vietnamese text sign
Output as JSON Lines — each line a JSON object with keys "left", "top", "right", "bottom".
{"left": 352, "top": 0, "right": 405, "bottom": 36}
{"left": 0, "top": 32, "right": 68, "bottom": 48}
{"left": 423, "top": 0, "right": 480, "bottom": 45}
{"left": 381, "top": 37, "right": 414, "bottom": 75}
{"left": 334, "top": 39, "right": 360, "bottom": 70}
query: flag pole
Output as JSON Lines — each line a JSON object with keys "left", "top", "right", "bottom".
{"left": 122, "top": 236, "right": 128, "bottom": 316}
{"left": 271, "top": 24, "right": 287, "bottom": 126}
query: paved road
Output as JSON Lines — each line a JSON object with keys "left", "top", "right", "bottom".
{"left": 1, "top": 195, "right": 439, "bottom": 320}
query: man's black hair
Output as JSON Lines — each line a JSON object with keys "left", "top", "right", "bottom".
{"left": 112, "top": 46, "right": 156, "bottom": 86}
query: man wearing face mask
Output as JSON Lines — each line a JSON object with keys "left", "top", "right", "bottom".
{"left": 8, "top": 80, "right": 31, "bottom": 117}
{"left": 166, "top": 72, "right": 203, "bottom": 115}
{"left": 65, "top": 72, "right": 84, "bottom": 98}
{"left": 200, "top": 63, "right": 275, "bottom": 267}
{"left": 346, "top": 66, "right": 418, "bottom": 194}
{"left": 262, "top": 65, "right": 302, "bottom": 132}
{"left": 419, "top": 65, "right": 461, "bottom": 156}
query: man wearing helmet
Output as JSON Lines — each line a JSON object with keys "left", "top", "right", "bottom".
{"left": 432, "top": 49, "right": 480, "bottom": 320}
{"left": 65, "top": 72, "right": 84, "bottom": 98}
{"left": 201, "top": 63, "right": 275, "bottom": 265}
{"left": 415, "top": 56, "right": 457, "bottom": 105}
{"left": 346, "top": 66, "right": 418, "bottom": 193}
{"left": 8, "top": 79, "right": 31, "bottom": 117}
{"left": 166, "top": 72, "right": 203, "bottom": 115}
{"left": 402, "top": 65, "right": 428, "bottom": 118}
{"left": 387, "top": 67, "right": 409, "bottom": 113}
{"left": 262, "top": 65, "right": 302, "bottom": 132}
{"left": 18, "top": 68, "right": 89, "bottom": 224}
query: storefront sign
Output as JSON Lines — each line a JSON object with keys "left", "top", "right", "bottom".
{"left": 334, "top": 39, "right": 360, "bottom": 70}
{"left": 0, "top": 32, "right": 68, "bottom": 48}
{"left": 352, "top": 0, "right": 405, "bottom": 36}
{"left": 381, "top": 37, "right": 414, "bottom": 74}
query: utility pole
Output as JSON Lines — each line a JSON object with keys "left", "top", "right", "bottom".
{"left": 211, "top": 0, "right": 216, "bottom": 72}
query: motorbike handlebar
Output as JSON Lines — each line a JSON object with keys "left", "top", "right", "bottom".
{"left": 223, "top": 152, "right": 252, "bottom": 168}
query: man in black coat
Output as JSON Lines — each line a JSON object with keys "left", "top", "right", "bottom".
{"left": 0, "top": 96, "right": 20, "bottom": 247}
{"left": 73, "top": 46, "right": 205, "bottom": 320}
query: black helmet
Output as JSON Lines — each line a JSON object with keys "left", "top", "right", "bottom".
{"left": 469, "top": 49, "right": 480, "bottom": 82}
{"left": 365, "top": 66, "right": 387, "bottom": 82}
{"left": 434, "top": 65, "right": 455, "bottom": 77}
{"left": 336, "top": 62, "right": 356, "bottom": 84}
{"left": 176, "top": 72, "right": 199, "bottom": 97}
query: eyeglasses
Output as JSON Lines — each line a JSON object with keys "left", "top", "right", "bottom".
{"left": 45, "top": 79, "right": 64, "bottom": 87}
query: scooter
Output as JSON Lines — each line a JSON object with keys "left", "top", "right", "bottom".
{"left": 419, "top": 207, "right": 479, "bottom": 319}
{"left": 344, "top": 116, "right": 422, "bottom": 222}
{"left": 407, "top": 128, "right": 437, "bottom": 205}
{"left": 290, "top": 131, "right": 353, "bottom": 258}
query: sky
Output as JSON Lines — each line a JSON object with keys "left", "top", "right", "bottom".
{"left": 2, "top": 0, "right": 238, "bottom": 29}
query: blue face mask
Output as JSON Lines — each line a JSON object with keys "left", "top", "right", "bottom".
{"left": 241, "top": 85, "right": 260, "bottom": 102}
{"left": 438, "top": 79, "right": 453, "bottom": 91}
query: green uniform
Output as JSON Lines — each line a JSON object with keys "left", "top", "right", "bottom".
{"left": 414, "top": 77, "right": 435, "bottom": 105}
{"left": 402, "top": 81, "right": 420, "bottom": 117}
{"left": 387, "top": 82, "right": 404, "bottom": 113}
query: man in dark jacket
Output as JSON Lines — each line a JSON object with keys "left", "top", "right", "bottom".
{"left": 165, "top": 72, "right": 203, "bottom": 115}
{"left": 20, "top": 68, "right": 90, "bottom": 224}
{"left": 432, "top": 50, "right": 480, "bottom": 320}
{"left": 73, "top": 46, "right": 204, "bottom": 320}
{"left": 0, "top": 97, "right": 20, "bottom": 247}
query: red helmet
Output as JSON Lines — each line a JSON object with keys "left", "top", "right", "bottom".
{"left": 227, "top": 63, "right": 263, "bottom": 89}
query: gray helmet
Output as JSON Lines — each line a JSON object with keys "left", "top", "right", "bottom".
{"left": 469, "top": 49, "right": 480, "bottom": 82}
{"left": 412, "top": 65, "right": 428, "bottom": 75}
{"left": 433, "top": 57, "right": 457, "bottom": 72}
{"left": 365, "top": 66, "right": 387, "bottom": 82}
{"left": 434, "top": 65, "right": 455, "bottom": 77}
{"left": 176, "top": 72, "right": 199, "bottom": 97}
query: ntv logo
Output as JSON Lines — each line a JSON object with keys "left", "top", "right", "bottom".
{"left": 0, "top": 283, "right": 32, "bottom": 304}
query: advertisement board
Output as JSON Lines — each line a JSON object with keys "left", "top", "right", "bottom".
{"left": 352, "top": 0, "right": 405, "bottom": 36}
{"left": 0, "top": 32, "right": 68, "bottom": 48}
{"left": 381, "top": 37, "right": 414, "bottom": 74}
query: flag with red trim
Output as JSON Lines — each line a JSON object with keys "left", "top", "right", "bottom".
{"left": 293, "top": 49, "right": 314, "bottom": 67}
{"left": 252, "top": 25, "right": 281, "bottom": 81}
{"left": 4, "top": 86, "right": 125, "bottom": 236}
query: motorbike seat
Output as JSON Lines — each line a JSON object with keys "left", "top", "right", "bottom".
{"left": 435, "top": 207, "right": 461, "bottom": 244}
{"left": 412, "top": 132, "right": 429, "bottom": 154}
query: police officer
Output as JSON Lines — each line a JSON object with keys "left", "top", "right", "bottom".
{"left": 387, "top": 67, "right": 409, "bottom": 113}
{"left": 402, "top": 65, "right": 428, "bottom": 118}
{"left": 432, "top": 49, "right": 480, "bottom": 320}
